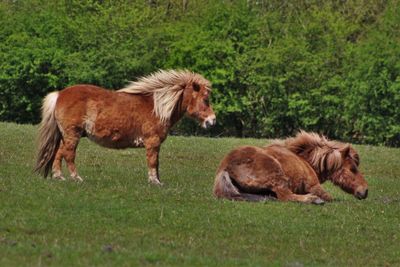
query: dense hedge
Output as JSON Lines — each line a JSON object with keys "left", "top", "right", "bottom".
{"left": 0, "top": 0, "right": 399, "bottom": 146}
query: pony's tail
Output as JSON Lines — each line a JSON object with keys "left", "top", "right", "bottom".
{"left": 34, "top": 92, "right": 61, "bottom": 177}
{"left": 213, "top": 170, "right": 269, "bottom": 202}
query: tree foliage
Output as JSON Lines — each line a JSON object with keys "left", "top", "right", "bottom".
{"left": 0, "top": 0, "right": 399, "bottom": 146}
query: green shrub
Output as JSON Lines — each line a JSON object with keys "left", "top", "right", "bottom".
{"left": 0, "top": 0, "right": 398, "bottom": 146}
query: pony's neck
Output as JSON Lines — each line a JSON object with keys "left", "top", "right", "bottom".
{"left": 298, "top": 147, "right": 340, "bottom": 184}
{"left": 312, "top": 162, "right": 330, "bottom": 183}
{"left": 168, "top": 92, "right": 189, "bottom": 127}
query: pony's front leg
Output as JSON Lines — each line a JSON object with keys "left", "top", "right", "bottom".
{"left": 144, "top": 140, "right": 162, "bottom": 185}
{"left": 308, "top": 184, "right": 333, "bottom": 201}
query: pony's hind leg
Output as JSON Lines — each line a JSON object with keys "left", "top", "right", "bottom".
{"left": 64, "top": 139, "right": 83, "bottom": 182}
{"left": 53, "top": 128, "right": 83, "bottom": 182}
{"left": 234, "top": 174, "right": 324, "bottom": 204}
{"left": 52, "top": 147, "right": 66, "bottom": 181}
{"left": 274, "top": 187, "right": 325, "bottom": 205}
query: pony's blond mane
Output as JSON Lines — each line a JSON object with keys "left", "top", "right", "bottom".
{"left": 276, "top": 131, "right": 346, "bottom": 175}
{"left": 118, "top": 69, "right": 211, "bottom": 123}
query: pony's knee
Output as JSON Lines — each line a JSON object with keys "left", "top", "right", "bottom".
{"left": 309, "top": 184, "right": 333, "bottom": 201}
{"left": 273, "top": 187, "right": 293, "bottom": 200}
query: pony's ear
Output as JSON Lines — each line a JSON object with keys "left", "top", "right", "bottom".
{"left": 192, "top": 82, "right": 200, "bottom": 92}
{"left": 340, "top": 145, "right": 351, "bottom": 159}
{"left": 353, "top": 153, "right": 360, "bottom": 166}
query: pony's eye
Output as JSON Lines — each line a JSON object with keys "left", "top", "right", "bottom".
{"left": 350, "top": 165, "right": 358, "bottom": 174}
{"left": 193, "top": 82, "right": 200, "bottom": 92}
{"left": 204, "top": 98, "right": 209, "bottom": 106}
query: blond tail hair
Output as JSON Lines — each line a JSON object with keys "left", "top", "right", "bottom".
{"left": 34, "top": 92, "right": 61, "bottom": 177}
{"left": 213, "top": 170, "right": 270, "bottom": 202}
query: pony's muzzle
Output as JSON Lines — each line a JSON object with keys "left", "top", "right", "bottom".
{"left": 202, "top": 115, "right": 216, "bottom": 129}
{"left": 355, "top": 188, "right": 368, "bottom": 200}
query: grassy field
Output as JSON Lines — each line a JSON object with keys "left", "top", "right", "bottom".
{"left": 0, "top": 122, "right": 399, "bottom": 266}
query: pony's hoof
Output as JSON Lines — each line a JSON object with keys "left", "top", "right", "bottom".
{"left": 52, "top": 175, "right": 66, "bottom": 181}
{"left": 312, "top": 197, "right": 325, "bottom": 205}
{"left": 149, "top": 179, "right": 163, "bottom": 186}
{"left": 71, "top": 175, "right": 83, "bottom": 182}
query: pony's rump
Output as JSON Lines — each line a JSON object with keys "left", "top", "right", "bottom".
{"left": 35, "top": 92, "right": 61, "bottom": 177}
{"left": 213, "top": 171, "right": 271, "bottom": 202}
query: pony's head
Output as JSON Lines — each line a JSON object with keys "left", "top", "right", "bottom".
{"left": 184, "top": 79, "right": 216, "bottom": 129}
{"left": 330, "top": 145, "right": 368, "bottom": 199}
{"left": 118, "top": 70, "right": 216, "bottom": 128}
{"left": 285, "top": 131, "right": 368, "bottom": 200}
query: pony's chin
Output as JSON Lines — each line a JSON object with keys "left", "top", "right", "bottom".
{"left": 355, "top": 189, "right": 368, "bottom": 200}
{"left": 354, "top": 187, "right": 368, "bottom": 200}
{"left": 201, "top": 121, "right": 214, "bottom": 129}
{"left": 201, "top": 115, "right": 216, "bottom": 129}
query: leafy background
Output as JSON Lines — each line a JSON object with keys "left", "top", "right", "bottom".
{"left": 0, "top": 0, "right": 399, "bottom": 146}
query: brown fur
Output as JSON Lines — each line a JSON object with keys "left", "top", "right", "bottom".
{"left": 35, "top": 70, "right": 216, "bottom": 184}
{"left": 213, "top": 131, "right": 368, "bottom": 204}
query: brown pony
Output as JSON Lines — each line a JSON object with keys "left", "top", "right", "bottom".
{"left": 213, "top": 131, "right": 368, "bottom": 204}
{"left": 35, "top": 70, "right": 216, "bottom": 184}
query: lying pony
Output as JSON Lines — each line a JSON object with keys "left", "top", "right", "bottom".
{"left": 213, "top": 131, "right": 368, "bottom": 204}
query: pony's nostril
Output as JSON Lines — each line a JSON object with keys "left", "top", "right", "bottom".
{"left": 204, "top": 117, "right": 216, "bottom": 128}
{"left": 356, "top": 189, "right": 368, "bottom": 200}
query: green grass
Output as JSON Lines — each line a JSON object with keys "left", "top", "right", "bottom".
{"left": 1, "top": 122, "right": 399, "bottom": 266}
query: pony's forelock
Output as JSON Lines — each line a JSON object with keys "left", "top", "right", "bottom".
{"left": 118, "top": 69, "right": 211, "bottom": 123}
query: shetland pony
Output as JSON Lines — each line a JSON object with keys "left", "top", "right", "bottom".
{"left": 35, "top": 70, "right": 216, "bottom": 184}
{"left": 214, "top": 131, "right": 368, "bottom": 204}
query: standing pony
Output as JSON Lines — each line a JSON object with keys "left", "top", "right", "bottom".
{"left": 35, "top": 70, "right": 216, "bottom": 184}
{"left": 214, "top": 131, "right": 368, "bottom": 204}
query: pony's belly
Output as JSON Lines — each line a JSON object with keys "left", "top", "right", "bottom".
{"left": 83, "top": 114, "right": 145, "bottom": 149}
{"left": 86, "top": 132, "right": 144, "bottom": 149}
